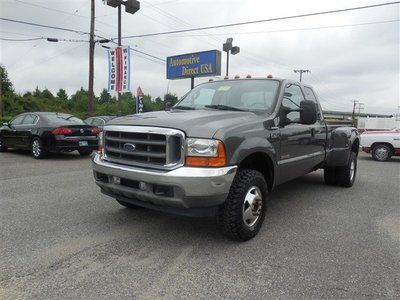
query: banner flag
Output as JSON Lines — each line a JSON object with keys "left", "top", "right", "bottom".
{"left": 107, "top": 46, "right": 131, "bottom": 93}
{"left": 136, "top": 86, "right": 144, "bottom": 114}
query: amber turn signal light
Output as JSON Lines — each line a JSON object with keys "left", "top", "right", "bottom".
{"left": 185, "top": 141, "right": 227, "bottom": 167}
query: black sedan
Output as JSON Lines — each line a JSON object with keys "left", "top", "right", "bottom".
{"left": 84, "top": 116, "right": 115, "bottom": 128}
{"left": 0, "top": 112, "right": 100, "bottom": 159}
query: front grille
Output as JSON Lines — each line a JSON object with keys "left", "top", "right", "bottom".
{"left": 103, "top": 126, "right": 184, "bottom": 170}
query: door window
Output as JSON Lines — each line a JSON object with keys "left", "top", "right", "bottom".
{"left": 22, "top": 114, "right": 38, "bottom": 125}
{"left": 282, "top": 84, "right": 305, "bottom": 122}
{"left": 10, "top": 115, "right": 25, "bottom": 126}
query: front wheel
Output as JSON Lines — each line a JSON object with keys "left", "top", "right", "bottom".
{"left": 31, "top": 137, "right": 47, "bottom": 159}
{"left": 371, "top": 144, "right": 392, "bottom": 161}
{"left": 218, "top": 169, "right": 267, "bottom": 241}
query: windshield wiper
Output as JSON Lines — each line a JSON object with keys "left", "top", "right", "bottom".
{"left": 172, "top": 105, "right": 196, "bottom": 110}
{"left": 205, "top": 104, "right": 246, "bottom": 111}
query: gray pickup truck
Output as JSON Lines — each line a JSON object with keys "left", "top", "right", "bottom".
{"left": 92, "top": 77, "right": 359, "bottom": 241}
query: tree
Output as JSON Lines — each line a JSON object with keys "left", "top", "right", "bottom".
{"left": 57, "top": 89, "right": 68, "bottom": 101}
{"left": 0, "top": 65, "right": 14, "bottom": 96}
{"left": 98, "top": 88, "right": 112, "bottom": 104}
{"left": 41, "top": 88, "right": 54, "bottom": 100}
{"left": 164, "top": 93, "right": 179, "bottom": 106}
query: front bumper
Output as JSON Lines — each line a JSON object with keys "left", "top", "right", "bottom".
{"left": 92, "top": 152, "right": 237, "bottom": 211}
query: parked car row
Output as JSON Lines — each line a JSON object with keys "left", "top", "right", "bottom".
{"left": 0, "top": 112, "right": 115, "bottom": 159}
{"left": 360, "top": 128, "right": 400, "bottom": 161}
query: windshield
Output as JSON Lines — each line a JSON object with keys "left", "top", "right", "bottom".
{"left": 175, "top": 79, "right": 280, "bottom": 112}
{"left": 43, "top": 114, "right": 85, "bottom": 125}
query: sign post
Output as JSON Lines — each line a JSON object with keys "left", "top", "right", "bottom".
{"left": 166, "top": 50, "right": 221, "bottom": 90}
{"left": 136, "top": 86, "right": 144, "bottom": 114}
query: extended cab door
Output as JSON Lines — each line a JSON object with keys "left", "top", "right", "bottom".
{"left": 276, "top": 83, "right": 321, "bottom": 184}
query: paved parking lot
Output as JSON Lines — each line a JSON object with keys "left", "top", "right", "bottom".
{"left": 0, "top": 150, "right": 399, "bottom": 299}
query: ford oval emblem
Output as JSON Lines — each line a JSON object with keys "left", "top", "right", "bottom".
{"left": 80, "top": 129, "right": 84, "bottom": 133}
{"left": 123, "top": 143, "right": 136, "bottom": 152}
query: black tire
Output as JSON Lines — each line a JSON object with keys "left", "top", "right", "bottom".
{"left": 324, "top": 167, "right": 337, "bottom": 185}
{"left": 337, "top": 152, "right": 357, "bottom": 187}
{"left": 0, "top": 138, "right": 7, "bottom": 152}
{"left": 31, "top": 137, "right": 47, "bottom": 159}
{"left": 116, "top": 199, "right": 142, "bottom": 209}
{"left": 218, "top": 169, "right": 267, "bottom": 241}
{"left": 371, "top": 144, "right": 392, "bottom": 161}
{"left": 78, "top": 149, "right": 93, "bottom": 156}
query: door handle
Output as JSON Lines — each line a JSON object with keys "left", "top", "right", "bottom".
{"left": 311, "top": 128, "right": 315, "bottom": 137}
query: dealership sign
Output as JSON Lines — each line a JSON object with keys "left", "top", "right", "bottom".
{"left": 166, "top": 50, "right": 221, "bottom": 79}
{"left": 107, "top": 46, "right": 131, "bottom": 93}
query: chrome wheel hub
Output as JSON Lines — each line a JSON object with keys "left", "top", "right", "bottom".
{"left": 243, "top": 186, "right": 263, "bottom": 227}
{"left": 375, "top": 147, "right": 388, "bottom": 161}
{"left": 32, "top": 140, "right": 41, "bottom": 157}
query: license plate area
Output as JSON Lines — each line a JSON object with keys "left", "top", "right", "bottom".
{"left": 79, "top": 141, "right": 88, "bottom": 147}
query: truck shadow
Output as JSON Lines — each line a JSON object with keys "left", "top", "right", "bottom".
{"left": 98, "top": 170, "right": 330, "bottom": 245}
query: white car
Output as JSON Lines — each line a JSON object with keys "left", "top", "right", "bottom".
{"left": 360, "top": 128, "right": 400, "bottom": 161}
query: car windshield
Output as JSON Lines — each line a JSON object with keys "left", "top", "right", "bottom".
{"left": 43, "top": 114, "right": 85, "bottom": 125}
{"left": 175, "top": 79, "right": 280, "bottom": 112}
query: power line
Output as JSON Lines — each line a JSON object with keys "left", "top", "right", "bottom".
{"left": 157, "top": 19, "right": 400, "bottom": 37}
{"left": 0, "top": 37, "right": 44, "bottom": 41}
{"left": 119, "top": 1, "right": 400, "bottom": 39}
{"left": 0, "top": 17, "right": 88, "bottom": 35}
{"left": 0, "top": 17, "right": 165, "bottom": 63}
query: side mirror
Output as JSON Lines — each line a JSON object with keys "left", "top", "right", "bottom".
{"left": 165, "top": 101, "right": 172, "bottom": 111}
{"left": 300, "top": 100, "right": 317, "bottom": 124}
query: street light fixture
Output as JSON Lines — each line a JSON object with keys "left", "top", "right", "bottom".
{"left": 105, "top": 0, "right": 140, "bottom": 116}
{"left": 222, "top": 37, "right": 240, "bottom": 76}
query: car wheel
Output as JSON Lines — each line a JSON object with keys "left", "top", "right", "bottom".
{"left": 0, "top": 138, "right": 7, "bottom": 152}
{"left": 371, "top": 144, "right": 392, "bottom": 161}
{"left": 78, "top": 149, "right": 93, "bottom": 156}
{"left": 324, "top": 167, "right": 337, "bottom": 185}
{"left": 218, "top": 169, "right": 267, "bottom": 241}
{"left": 337, "top": 152, "right": 357, "bottom": 187}
{"left": 116, "top": 199, "right": 142, "bottom": 209}
{"left": 31, "top": 137, "right": 47, "bottom": 159}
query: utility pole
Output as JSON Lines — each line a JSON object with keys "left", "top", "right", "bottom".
{"left": 88, "top": 0, "right": 95, "bottom": 117}
{"left": 352, "top": 100, "right": 359, "bottom": 126}
{"left": 293, "top": 69, "right": 310, "bottom": 82}
{"left": 117, "top": 4, "right": 122, "bottom": 116}
{"left": 105, "top": 0, "right": 140, "bottom": 116}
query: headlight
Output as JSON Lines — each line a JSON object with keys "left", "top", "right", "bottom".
{"left": 185, "top": 138, "right": 226, "bottom": 167}
{"left": 186, "top": 138, "right": 219, "bottom": 157}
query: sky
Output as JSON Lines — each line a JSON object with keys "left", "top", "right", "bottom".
{"left": 0, "top": 0, "right": 399, "bottom": 114}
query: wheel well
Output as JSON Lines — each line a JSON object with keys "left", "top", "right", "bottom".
{"left": 238, "top": 152, "right": 274, "bottom": 191}
{"left": 351, "top": 138, "right": 360, "bottom": 155}
{"left": 371, "top": 142, "right": 395, "bottom": 154}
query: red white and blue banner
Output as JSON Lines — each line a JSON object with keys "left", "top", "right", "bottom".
{"left": 107, "top": 46, "right": 131, "bottom": 93}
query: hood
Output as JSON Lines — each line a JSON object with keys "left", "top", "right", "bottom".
{"left": 107, "top": 110, "right": 261, "bottom": 138}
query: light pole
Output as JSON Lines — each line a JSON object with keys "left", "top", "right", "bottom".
{"left": 223, "top": 38, "right": 240, "bottom": 77}
{"left": 105, "top": 0, "right": 140, "bottom": 116}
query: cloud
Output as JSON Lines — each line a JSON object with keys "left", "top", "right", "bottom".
{"left": 0, "top": 0, "right": 399, "bottom": 114}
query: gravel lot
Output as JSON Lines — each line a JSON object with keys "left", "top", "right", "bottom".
{"left": 0, "top": 150, "right": 399, "bottom": 299}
